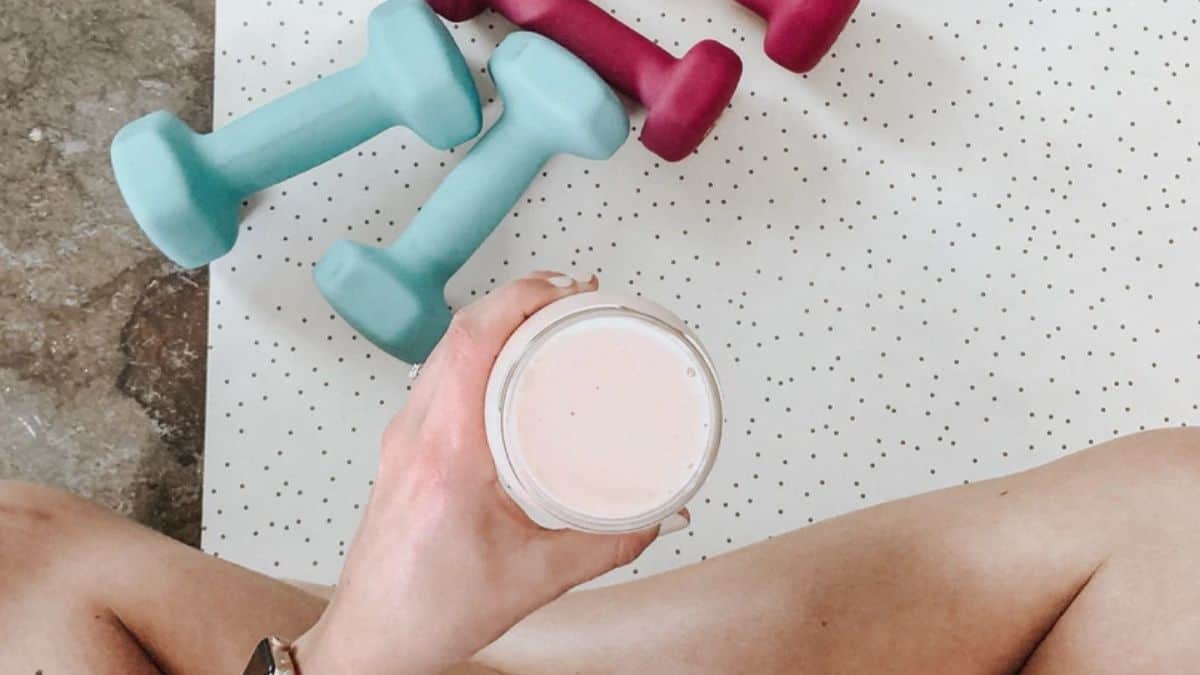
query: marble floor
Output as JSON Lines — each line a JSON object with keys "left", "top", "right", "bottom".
{"left": 0, "top": 0, "right": 215, "bottom": 544}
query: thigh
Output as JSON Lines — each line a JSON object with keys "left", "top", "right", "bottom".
{"left": 1022, "top": 527, "right": 1200, "bottom": 672}
{"left": 474, "top": 429, "right": 1200, "bottom": 674}
{"left": 6, "top": 429, "right": 1197, "bottom": 675}
{"left": 0, "top": 481, "right": 326, "bottom": 675}
{"left": 0, "top": 537, "right": 160, "bottom": 675}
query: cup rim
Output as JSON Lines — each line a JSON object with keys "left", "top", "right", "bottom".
{"left": 487, "top": 293, "right": 723, "bottom": 533}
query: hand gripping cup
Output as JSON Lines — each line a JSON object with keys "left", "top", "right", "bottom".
{"left": 484, "top": 291, "right": 724, "bottom": 533}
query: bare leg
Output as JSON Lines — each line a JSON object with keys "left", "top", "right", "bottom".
{"left": 473, "top": 429, "right": 1200, "bottom": 674}
{"left": 0, "top": 482, "right": 325, "bottom": 675}
{"left": 2, "top": 429, "right": 1198, "bottom": 674}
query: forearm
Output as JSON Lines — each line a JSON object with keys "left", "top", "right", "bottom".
{"left": 292, "top": 607, "right": 464, "bottom": 675}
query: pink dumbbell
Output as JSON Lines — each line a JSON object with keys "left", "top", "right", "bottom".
{"left": 428, "top": 0, "right": 743, "bottom": 162}
{"left": 737, "top": 0, "right": 859, "bottom": 73}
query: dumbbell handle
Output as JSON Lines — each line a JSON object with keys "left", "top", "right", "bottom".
{"left": 388, "top": 112, "right": 547, "bottom": 283}
{"left": 489, "top": 0, "right": 675, "bottom": 105}
{"left": 197, "top": 65, "right": 392, "bottom": 197}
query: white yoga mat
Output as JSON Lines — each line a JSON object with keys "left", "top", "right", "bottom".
{"left": 204, "top": 0, "right": 1200, "bottom": 585}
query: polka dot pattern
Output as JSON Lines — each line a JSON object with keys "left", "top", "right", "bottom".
{"left": 204, "top": 0, "right": 1200, "bottom": 586}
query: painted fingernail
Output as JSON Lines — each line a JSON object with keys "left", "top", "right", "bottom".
{"left": 548, "top": 275, "right": 578, "bottom": 288}
{"left": 658, "top": 512, "right": 690, "bottom": 537}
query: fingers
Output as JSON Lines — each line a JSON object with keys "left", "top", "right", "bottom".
{"left": 525, "top": 270, "right": 577, "bottom": 280}
{"left": 454, "top": 272, "right": 598, "bottom": 360}
{"left": 405, "top": 271, "right": 597, "bottom": 443}
{"left": 536, "top": 511, "right": 691, "bottom": 591}
{"left": 659, "top": 511, "right": 691, "bottom": 536}
{"left": 420, "top": 272, "right": 598, "bottom": 394}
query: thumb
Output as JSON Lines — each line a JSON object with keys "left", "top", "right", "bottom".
{"left": 537, "top": 511, "right": 690, "bottom": 590}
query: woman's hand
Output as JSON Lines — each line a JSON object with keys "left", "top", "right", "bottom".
{"left": 292, "top": 272, "right": 677, "bottom": 675}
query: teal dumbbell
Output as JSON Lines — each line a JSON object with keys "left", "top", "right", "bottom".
{"left": 314, "top": 32, "right": 629, "bottom": 364}
{"left": 110, "top": 0, "right": 481, "bottom": 270}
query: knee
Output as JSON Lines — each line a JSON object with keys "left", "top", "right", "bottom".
{"left": 0, "top": 482, "right": 117, "bottom": 592}
{"left": 1089, "top": 428, "right": 1200, "bottom": 505}
{"left": 0, "top": 480, "right": 97, "bottom": 547}
{"left": 1116, "top": 427, "right": 1200, "bottom": 472}
{"left": 0, "top": 480, "right": 59, "bottom": 524}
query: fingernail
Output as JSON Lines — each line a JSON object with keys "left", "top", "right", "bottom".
{"left": 547, "top": 275, "right": 578, "bottom": 288}
{"left": 658, "top": 512, "right": 690, "bottom": 537}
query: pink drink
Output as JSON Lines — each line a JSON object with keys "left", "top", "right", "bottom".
{"left": 485, "top": 291, "right": 722, "bottom": 533}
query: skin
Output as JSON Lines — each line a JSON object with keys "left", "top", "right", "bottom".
{"left": 0, "top": 272, "right": 665, "bottom": 675}
{"left": 291, "top": 272, "right": 667, "bottom": 675}
{"left": 1, "top": 274, "right": 1198, "bottom": 674}
{"left": 474, "top": 426, "right": 1200, "bottom": 674}
{"left": 0, "top": 480, "right": 325, "bottom": 675}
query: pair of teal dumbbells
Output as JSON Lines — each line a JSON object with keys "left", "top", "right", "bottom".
{"left": 111, "top": 0, "right": 628, "bottom": 364}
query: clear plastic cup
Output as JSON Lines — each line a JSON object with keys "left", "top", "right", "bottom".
{"left": 484, "top": 291, "right": 723, "bottom": 533}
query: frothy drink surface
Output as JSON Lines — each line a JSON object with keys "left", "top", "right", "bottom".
{"left": 508, "top": 314, "right": 714, "bottom": 520}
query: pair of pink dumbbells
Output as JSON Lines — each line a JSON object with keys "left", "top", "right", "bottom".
{"left": 429, "top": 0, "right": 858, "bottom": 161}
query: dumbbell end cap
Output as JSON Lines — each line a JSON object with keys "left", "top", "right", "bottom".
{"left": 424, "top": 0, "right": 489, "bottom": 22}
{"left": 490, "top": 32, "right": 629, "bottom": 160}
{"left": 111, "top": 111, "right": 237, "bottom": 269}
{"left": 367, "top": 0, "right": 482, "bottom": 150}
{"left": 641, "top": 40, "right": 742, "bottom": 162}
{"left": 763, "top": 0, "right": 859, "bottom": 73}
{"left": 314, "top": 240, "right": 449, "bottom": 364}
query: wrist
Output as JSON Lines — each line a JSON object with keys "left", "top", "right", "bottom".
{"left": 291, "top": 624, "right": 344, "bottom": 675}
{"left": 291, "top": 614, "right": 450, "bottom": 675}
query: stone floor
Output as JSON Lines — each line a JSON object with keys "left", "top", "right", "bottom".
{"left": 0, "top": 0, "right": 215, "bottom": 545}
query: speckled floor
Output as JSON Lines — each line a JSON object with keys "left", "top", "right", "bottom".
{"left": 1, "top": 0, "right": 215, "bottom": 544}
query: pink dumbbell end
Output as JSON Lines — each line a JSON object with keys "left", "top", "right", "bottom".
{"left": 738, "top": 0, "right": 859, "bottom": 73}
{"left": 428, "top": 0, "right": 743, "bottom": 162}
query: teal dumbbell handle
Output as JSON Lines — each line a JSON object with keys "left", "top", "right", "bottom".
{"left": 110, "top": 0, "right": 481, "bottom": 270}
{"left": 389, "top": 114, "right": 546, "bottom": 285}
{"left": 314, "top": 31, "right": 628, "bottom": 364}
{"left": 202, "top": 67, "right": 392, "bottom": 197}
